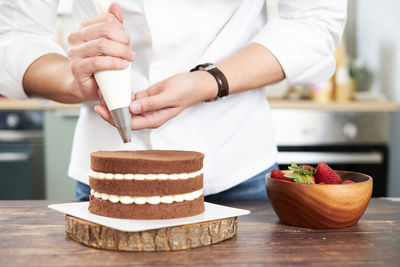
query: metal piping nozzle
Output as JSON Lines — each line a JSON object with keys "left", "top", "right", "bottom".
{"left": 110, "top": 107, "right": 131, "bottom": 143}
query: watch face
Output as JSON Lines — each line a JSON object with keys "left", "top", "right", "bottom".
{"left": 203, "top": 63, "right": 216, "bottom": 71}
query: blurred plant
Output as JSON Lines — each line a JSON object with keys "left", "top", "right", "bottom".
{"left": 349, "top": 58, "right": 368, "bottom": 79}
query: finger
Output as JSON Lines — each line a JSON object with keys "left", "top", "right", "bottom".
{"left": 135, "top": 83, "right": 163, "bottom": 100}
{"left": 97, "top": 89, "right": 108, "bottom": 108}
{"left": 68, "top": 38, "right": 135, "bottom": 61}
{"left": 109, "top": 3, "right": 123, "bottom": 23}
{"left": 79, "top": 22, "right": 130, "bottom": 45}
{"left": 130, "top": 92, "right": 172, "bottom": 115}
{"left": 130, "top": 81, "right": 169, "bottom": 114}
{"left": 94, "top": 105, "right": 115, "bottom": 127}
{"left": 69, "top": 13, "right": 122, "bottom": 45}
{"left": 134, "top": 90, "right": 150, "bottom": 100}
{"left": 80, "top": 12, "right": 119, "bottom": 27}
{"left": 74, "top": 77, "right": 100, "bottom": 101}
{"left": 74, "top": 56, "right": 129, "bottom": 75}
{"left": 131, "top": 108, "right": 180, "bottom": 130}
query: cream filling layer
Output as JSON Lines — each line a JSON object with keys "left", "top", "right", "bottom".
{"left": 89, "top": 168, "right": 203, "bottom": 181}
{"left": 90, "top": 189, "right": 203, "bottom": 205}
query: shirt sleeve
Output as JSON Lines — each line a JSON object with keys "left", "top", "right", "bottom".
{"left": 251, "top": 0, "right": 347, "bottom": 85}
{"left": 0, "top": 0, "right": 67, "bottom": 100}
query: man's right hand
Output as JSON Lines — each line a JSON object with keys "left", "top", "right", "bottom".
{"left": 67, "top": 3, "right": 135, "bottom": 102}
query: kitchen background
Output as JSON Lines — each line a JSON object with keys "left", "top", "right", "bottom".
{"left": 1, "top": 0, "right": 399, "bottom": 200}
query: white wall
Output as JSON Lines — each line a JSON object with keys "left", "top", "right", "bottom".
{"left": 356, "top": 0, "right": 400, "bottom": 196}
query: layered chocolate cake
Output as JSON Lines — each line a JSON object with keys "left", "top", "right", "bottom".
{"left": 88, "top": 150, "right": 205, "bottom": 219}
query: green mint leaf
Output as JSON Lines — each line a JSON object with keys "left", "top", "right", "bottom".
{"left": 284, "top": 173, "right": 297, "bottom": 179}
{"left": 284, "top": 173, "right": 305, "bottom": 183}
{"left": 288, "top": 162, "right": 300, "bottom": 172}
{"left": 294, "top": 176, "right": 305, "bottom": 183}
{"left": 305, "top": 179, "right": 315, "bottom": 184}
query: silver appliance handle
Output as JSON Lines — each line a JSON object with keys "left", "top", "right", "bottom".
{"left": 0, "top": 130, "right": 43, "bottom": 142}
{"left": 277, "top": 151, "right": 383, "bottom": 164}
{"left": 0, "top": 152, "right": 30, "bottom": 162}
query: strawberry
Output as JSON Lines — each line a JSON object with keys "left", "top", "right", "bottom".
{"left": 319, "top": 182, "right": 325, "bottom": 184}
{"left": 342, "top": 180, "right": 355, "bottom": 184}
{"left": 314, "top": 163, "right": 341, "bottom": 184}
{"left": 300, "top": 165, "right": 313, "bottom": 171}
{"left": 300, "top": 165, "right": 315, "bottom": 182}
{"left": 271, "top": 169, "right": 292, "bottom": 182}
{"left": 284, "top": 162, "right": 315, "bottom": 184}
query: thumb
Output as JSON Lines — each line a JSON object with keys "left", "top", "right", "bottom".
{"left": 108, "top": 3, "right": 123, "bottom": 23}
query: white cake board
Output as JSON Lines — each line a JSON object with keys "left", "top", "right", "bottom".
{"left": 48, "top": 202, "right": 250, "bottom": 232}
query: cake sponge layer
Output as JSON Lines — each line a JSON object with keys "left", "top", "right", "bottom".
{"left": 89, "top": 175, "right": 203, "bottom": 196}
{"left": 89, "top": 194, "right": 205, "bottom": 219}
{"left": 91, "top": 150, "right": 204, "bottom": 174}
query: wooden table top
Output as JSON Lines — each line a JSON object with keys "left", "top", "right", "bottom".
{"left": 1, "top": 199, "right": 399, "bottom": 266}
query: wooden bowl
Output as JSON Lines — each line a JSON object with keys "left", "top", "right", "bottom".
{"left": 266, "top": 171, "right": 373, "bottom": 229}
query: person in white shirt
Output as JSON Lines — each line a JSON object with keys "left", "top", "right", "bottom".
{"left": 0, "top": 0, "right": 347, "bottom": 200}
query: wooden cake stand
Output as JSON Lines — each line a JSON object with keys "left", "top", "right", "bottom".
{"left": 66, "top": 215, "right": 238, "bottom": 251}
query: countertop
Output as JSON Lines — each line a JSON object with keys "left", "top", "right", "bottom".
{"left": 268, "top": 99, "right": 398, "bottom": 112}
{"left": 1, "top": 199, "right": 399, "bottom": 266}
{"left": 0, "top": 98, "right": 80, "bottom": 110}
{"left": 0, "top": 98, "right": 397, "bottom": 112}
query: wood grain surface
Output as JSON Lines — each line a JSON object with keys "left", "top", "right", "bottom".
{"left": 0, "top": 199, "right": 399, "bottom": 266}
{"left": 66, "top": 215, "right": 237, "bottom": 251}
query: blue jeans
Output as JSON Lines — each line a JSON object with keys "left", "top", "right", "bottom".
{"left": 205, "top": 163, "right": 278, "bottom": 201}
{"left": 75, "top": 163, "right": 278, "bottom": 201}
{"left": 76, "top": 181, "right": 91, "bottom": 201}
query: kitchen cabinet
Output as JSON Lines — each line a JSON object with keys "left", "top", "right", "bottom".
{"left": 0, "top": 143, "right": 30, "bottom": 199}
{"left": 0, "top": 110, "right": 44, "bottom": 200}
{"left": 0, "top": 99, "right": 80, "bottom": 200}
{"left": 44, "top": 109, "right": 78, "bottom": 200}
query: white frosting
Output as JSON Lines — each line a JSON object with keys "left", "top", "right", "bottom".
{"left": 119, "top": 196, "right": 134, "bottom": 204}
{"left": 173, "top": 195, "right": 184, "bottom": 202}
{"left": 91, "top": 189, "right": 203, "bottom": 205}
{"left": 124, "top": 174, "right": 134, "bottom": 180}
{"left": 108, "top": 195, "right": 119, "bottom": 203}
{"left": 147, "top": 196, "right": 161, "bottom": 205}
{"left": 114, "top": 174, "right": 124, "bottom": 180}
{"left": 135, "top": 197, "right": 147, "bottom": 205}
{"left": 89, "top": 168, "right": 203, "bottom": 181}
{"left": 160, "top": 195, "right": 174, "bottom": 204}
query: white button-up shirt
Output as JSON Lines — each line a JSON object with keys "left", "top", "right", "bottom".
{"left": 0, "top": 0, "right": 347, "bottom": 195}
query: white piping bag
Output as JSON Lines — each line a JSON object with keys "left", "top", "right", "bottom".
{"left": 92, "top": 0, "right": 132, "bottom": 143}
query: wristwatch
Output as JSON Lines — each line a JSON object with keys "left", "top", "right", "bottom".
{"left": 190, "top": 63, "right": 229, "bottom": 102}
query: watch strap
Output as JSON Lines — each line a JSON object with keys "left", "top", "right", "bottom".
{"left": 190, "top": 63, "right": 229, "bottom": 101}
